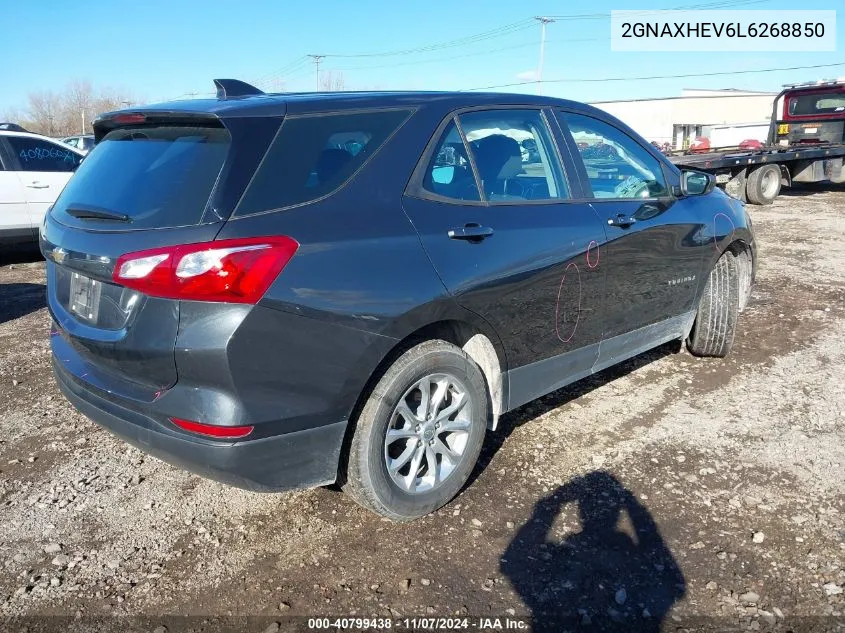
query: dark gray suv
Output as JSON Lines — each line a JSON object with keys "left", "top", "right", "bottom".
{"left": 42, "top": 80, "right": 755, "bottom": 520}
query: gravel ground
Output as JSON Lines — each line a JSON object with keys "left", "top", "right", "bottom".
{"left": 0, "top": 186, "right": 843, "bottom": 632}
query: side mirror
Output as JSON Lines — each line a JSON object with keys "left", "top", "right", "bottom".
{"left": 680, "top": 170, "right": 715, "bottom": 196}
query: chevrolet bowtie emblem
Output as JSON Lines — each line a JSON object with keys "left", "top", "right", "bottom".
{"left": 52, "top": 247, "right": 67, "bottom": 264}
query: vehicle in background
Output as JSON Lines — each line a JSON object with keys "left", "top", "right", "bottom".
{"left": 0, "top": 130, "right": 84, "bottom": 245}
{"left": 0, "top": 122, "right": 31, "bottom": 133}
{"left": 61, "top": 134, "right": 96, "bottom": 154}
{"left": 669, "top": 79, "right": 845, "bottom": 205}
{"left": 43, "top": 79, "right": 755, "bottom": 520}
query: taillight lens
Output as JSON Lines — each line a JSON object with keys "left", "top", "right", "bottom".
{"left": 113, "top": 236, "right": 298, "bottom": 303}
{"left": 112, "top": 113, "right": 147, "bottom": 124}
{"left": 170, "top": 417, "right": 254, "bottom": 439}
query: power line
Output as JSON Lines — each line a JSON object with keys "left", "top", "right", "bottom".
{"left": 246, "top": 0, "right": 775, "bottom": 86}
{"left": 251, "top": 56, "right": 312, "bottom": 90}
{"left": 545, "top": 0, "right": 774, "bottom": 20}
{"left": 250, "top": 19, "right": 537, "bottom": 89}
{"left": 321, "top": 19, "right": 536, "bottom": 58}
{"left": 327, "top": 38, "right": 601, "bottom": 73}
{"left": 464, "top": 62, "right": 845, "bottom": 92}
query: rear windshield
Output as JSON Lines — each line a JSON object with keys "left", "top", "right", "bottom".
{"left": 235, "top": 109, "right": 411, "bottom": 215}
{"left": 788, "top": 92, "right": 845, "bottom": 117}
{"left": 53, "top": 125, "right": 230, "bottom": 229}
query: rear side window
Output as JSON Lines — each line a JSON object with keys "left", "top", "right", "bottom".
{"left": 459, "top": 109, "right": 568, "bottom": 202}
{"left": 52, "top": 125, "right": 229, "bottom": 229}
{"left": 6, "top": 136, "right": 82, "bottom": 172}
{"left": 235, "top": 109, "right": 411, "bottom": 215}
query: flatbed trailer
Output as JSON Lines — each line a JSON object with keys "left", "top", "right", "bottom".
{"left": 669, "top": 142, "right": 845, "bottom": 204}
{"left": 667, "top": 79, "right": 845, "bottom": 205}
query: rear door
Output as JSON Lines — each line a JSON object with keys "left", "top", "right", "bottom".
{"left": 403, "top": 107, "right": 607, "bottom": 409}
{"left": 4, "top": 135, "right": 83, "bottom": 228}
{"left": 0, "top": 139, "right": 32, "bottom": 240}
{"left": 42, "top": 114, "right": 279, "bottom": 394}
{"left": 556, "top": 110, "right": 706, "bottom": 366}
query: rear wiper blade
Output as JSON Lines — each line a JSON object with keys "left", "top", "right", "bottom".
{"left": 66, "top": 206, "right": 131, "bottom": 222}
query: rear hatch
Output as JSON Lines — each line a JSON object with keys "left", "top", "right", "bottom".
{"left": 42, "top": 111, "right": 280, "bottom": 396}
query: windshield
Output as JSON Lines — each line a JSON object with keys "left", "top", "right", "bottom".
{"left": 52, "top": 125, "right": 230, "bottom": 229}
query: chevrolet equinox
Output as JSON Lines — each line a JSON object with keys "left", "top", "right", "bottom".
{"left": 42, "top": 79, "right": 756, "bottom": 520}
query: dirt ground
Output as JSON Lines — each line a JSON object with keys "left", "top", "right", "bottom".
{"left": 1, "top": 186, "right": 843, "bottom": 633}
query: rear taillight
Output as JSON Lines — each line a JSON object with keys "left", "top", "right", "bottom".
{"left": 170, "top": 417, "right": 254, "bottom": 439}
{"left": 113, "top": 236, "right": 298, "bottom": 303}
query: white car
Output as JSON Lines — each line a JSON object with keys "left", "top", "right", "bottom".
{"left": 0, "top": 130, "right": 85, "bottom": 245}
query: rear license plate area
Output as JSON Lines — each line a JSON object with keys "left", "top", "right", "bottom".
{"left": 69, "top": 273, "right": 102, "bottom": 322}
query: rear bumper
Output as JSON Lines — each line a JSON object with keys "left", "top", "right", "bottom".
{"left": 54, "top": 359, "right": 347, "bottom": 492}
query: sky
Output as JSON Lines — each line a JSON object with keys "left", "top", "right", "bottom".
{"left": 1, "top": 0, "right": 842, "bottom": 114}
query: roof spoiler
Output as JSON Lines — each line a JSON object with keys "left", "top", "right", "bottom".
{"left": 213, "top": 79, "right": 264, "bottom": 99}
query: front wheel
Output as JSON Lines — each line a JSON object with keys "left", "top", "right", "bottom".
{"left": 343, "top": 340, "right": 488, "bottom": 521}
{"left": 687, "top": 252, "right": 740, "bottom": 357}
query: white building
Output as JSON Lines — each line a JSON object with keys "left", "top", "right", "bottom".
{"left": 589, "top": 88, "right": 777, "bottom": 149}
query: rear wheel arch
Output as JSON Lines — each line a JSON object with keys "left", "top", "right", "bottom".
{"left": 336, "top": 318, "right": 506, "bottom": 488}
{"left": 367, "top": 319, "right": 505, "bottom": 428}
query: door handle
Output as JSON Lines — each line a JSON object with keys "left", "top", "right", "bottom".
{"left": 448, "top": 223, "right": 494, "bottom": 242}
{"left": 27, "top": 182, "right": 50, "bottom": 189}
{"left": 607, "top": 214, "right": 636, "bottom": 228}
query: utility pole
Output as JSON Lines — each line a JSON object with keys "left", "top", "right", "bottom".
{"left": 534, "top": 16, "right": 555, "bottom": 96}
{"left": 81, "top": 110, "right": 85, "bottom": 134}
{"left": 308, "top": 54, "right": 325, "bottom": 92}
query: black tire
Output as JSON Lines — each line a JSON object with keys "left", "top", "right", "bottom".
{"left": 343, "top": 340, "right": 488, "bottom": 521}
{"left": 746, "top": 164, "right": 781, "bottom": 205}
{"left": 687, "top": 252, "right": 740, "bottom": 357}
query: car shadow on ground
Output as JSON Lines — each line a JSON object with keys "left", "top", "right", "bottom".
{"left": 0, "top": 244, "right": 43, "bottom": 267}
{"left": 501, "top": 470, "right": 686, "bottom": 632}
{"left": 0, "top": 283, "right": 46, "bottom": 325}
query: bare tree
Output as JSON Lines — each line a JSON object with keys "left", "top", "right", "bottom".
{"left": 6, "top": 81, "right": 140, "bottom": 137}
{"left": 26, "top": 91, "right": 63, "bottom": 136}
{"left": 319, "top": 71, "right": 346, "bottom": 92}
{"left": 0, "top": 106, "right": 26, "bottom": 126}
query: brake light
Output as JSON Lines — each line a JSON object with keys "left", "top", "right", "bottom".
{"left": 170, "top": 417, "right": 254, "bottom": 439}
{"left": 112, "top": 113, "right": 146, "bottom": 124}
{"left": 113, "top": 236, "right": 299, "bottom": 303}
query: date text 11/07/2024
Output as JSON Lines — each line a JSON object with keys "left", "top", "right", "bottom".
{"left": 307, "top": 617, "right": 530, "bottom": 630}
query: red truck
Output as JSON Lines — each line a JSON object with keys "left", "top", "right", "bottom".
{"left": 669, "top": 79, "right": 845, "bottom": 205}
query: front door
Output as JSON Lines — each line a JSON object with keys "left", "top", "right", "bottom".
{"left": 4, "top": 135, "right": 81, "bottom": 229}
{"left": 556, "top": 110, "right": 707, "bottom": 367}
{"left": 0, "top": 147, "right": 31, "bottom": 240}
{"left": 403, "top": 108, "right": 607, "bottom": 409}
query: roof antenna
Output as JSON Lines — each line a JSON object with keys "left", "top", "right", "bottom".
{"left": 213, "top": 79, "right": 265, "bottom": 99}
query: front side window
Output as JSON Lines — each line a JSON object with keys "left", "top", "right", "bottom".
{"left": 562, "top": 112, "right": 668, "bottom": 199}
{"left": 236, "top": 109, "right": 411, "bottom": 215}
{"left": 458, "top": 109, "right": 567, "bottom": 202}
{"left": 6, "top": 136, "right": 82, "bottom": 172}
